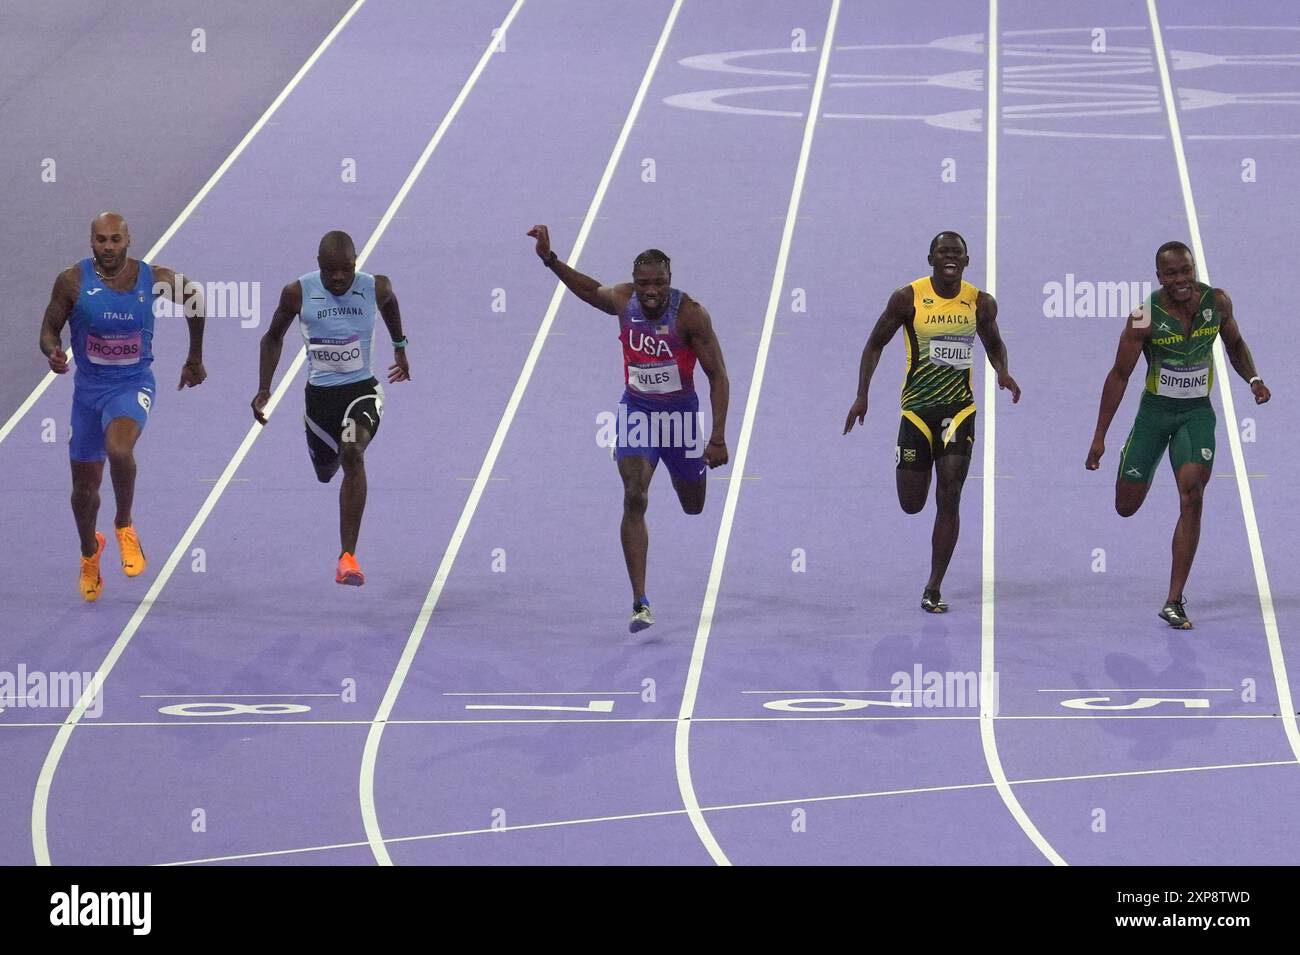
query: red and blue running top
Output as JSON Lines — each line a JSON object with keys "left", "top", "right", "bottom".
{"left": 617, "top": 287, "right": 697, "bottom": 406}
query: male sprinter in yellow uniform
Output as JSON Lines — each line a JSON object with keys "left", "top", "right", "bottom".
{"left": 1087, "top": 241, "right": 1269, "bottom": 629}
{"left": 844, "top": 231, "right": 1020, "bottom": 612}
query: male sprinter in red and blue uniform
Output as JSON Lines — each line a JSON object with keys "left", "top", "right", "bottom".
{"left": 252, "top": 231, "right": 410, "bottom": 586}
{"left": 528, "top": 225, "right": 729, "bottom": 633}
{"left": 40, "top": 212, "right": 207, "bottom": 601}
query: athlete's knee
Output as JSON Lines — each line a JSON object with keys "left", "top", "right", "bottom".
{"left": 313, "top": 462, "right": 339, "bottom": 484}
{"left": 899, "top": 495, "right": 926, "bottom": 515}
{"left": 104, "top": 444, "right": 135, "bottom": 471}
{"left": 623, "top": 486, "right": 649, "bottom": 517}
{"left": 340, "top": 441, "right": 366, "bottom": 470}
{"left": 681, "top": 496, "right": 704, "bottom": 516}
{"left": 935, "top": 483, "right": 963, "bottom": 512}
{"left": 1179, "top": 482, "right": 1204, "bottom": 513}
{"left": 70, "top": 483, "right": 98, "bottom": 508}
{"left": 1115, "top": 481, "right": 1147, "bottom": 517}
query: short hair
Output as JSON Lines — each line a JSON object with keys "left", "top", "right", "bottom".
{"left": 90, "top": 212, "right": 128, "bottom": 234}
{"left": 929, "top": 231, "right": 967, "bottom": 256}
{"left": 1155, "top": 240, "right": 1192, "bottom": 264}
{"left": 318, "top": 230, "right": 357, "bottom": 258}
{"left": 633, "top": 248, "right": 671, "bottom": 272}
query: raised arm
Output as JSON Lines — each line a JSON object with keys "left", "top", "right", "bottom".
{"left": 975, "top": 291, "right": 1021, "bottom": 403}
{"left": 1086, "top": 306, "right": 1148, "bottom": 469}
{"left": 1216, "top": 289, "right": 1270, "bottom": 405}
{"left": 153, "top": 265, "right": 207, "bottom": 389}
{"left": 843, "top": 285, "right": 911, "bottom": 434}
{"left": 251, "top": 281, "right": 302, "bottom": 424}
{"left": 527, "top": 224, "right": 621, "bottom": 315}
{"left": 374, "top": 274, "right": 410, "bottom": 383}
{"left": 39, "top": 267, "right": 80, "bottom": 374}
{"left": 679, "top": 296, "right": 729, "bottom": 468}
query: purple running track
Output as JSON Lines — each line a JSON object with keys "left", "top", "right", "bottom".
{"left": 2, "top": 0, "right": 1296, "bottom": 866}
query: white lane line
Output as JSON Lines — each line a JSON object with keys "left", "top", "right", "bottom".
{"left": 28, "top": 0, "right": 529, "bottom": 868}
{"left": 741, "top": 689, "right": 898, "bottom": 694}
{"left": 1037, "top": 688, "right": 1235, "bottom": 693}
{"left": 0, "top": 0, "right": 369, "bottom": 447}
{"left": 138, "top": 693, "right": 341, "bottom": 699}
{"left": 674, "top": 0, "right": 841, "bottom": 870}
{"left": 442, "top": 691, "right": 641, "bottom": 696}
{"left": 1146, "top": 0, "right": 1300, "bottom": 769}
{"left": 464, "top": 701, "right": 615, "bottom": 713}
{"left": 161, "top": 755, "right": 1297, "bottom": 866}
{"left": 979, "top": 0, "right": 1066, "bottom": 868}
{"left": 4, "top": 712, "right": 1289, "bottom": 730}
{"left": 358, "top": 0, "right": 687, "bottom": 868}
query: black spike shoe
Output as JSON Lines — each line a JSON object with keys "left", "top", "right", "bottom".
{"left": 1158, "top": 596, "right": 1193, "bottom": 630}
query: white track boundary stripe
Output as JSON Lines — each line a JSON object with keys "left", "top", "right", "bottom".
{"left": 357, "top": 0, "right": 687, "bottom": 867}
{"left": 1146, "top": 0, "right": 1300, "bottom": 765}
{"left": 27, "top": 0, "right": 528, "bottom": 867}
{"left": 674, "top": 0, "right": 841, "bottom": 868}
{"left": 979, "top": 0, "right": 1066, "bottom": 867}
{"left": 163, "top": 755, "right": 1295, "bottom": 866}
{"left": 1, "top": 712, "right": 1290, "bottom": 729}
{"left": 0, "top": 0, "right": 369, "bottom": 447}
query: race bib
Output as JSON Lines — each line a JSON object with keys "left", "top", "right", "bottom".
{"left": 85, "top": 332, "right": 142, "bottom": 366}
{"left": 628, "top": 361, "right": 682, "bottom": 395}
{"left": 1157, "top": 362, "right": 1210, "bottom": 399}
{"left": 308, "top": 335, "right": 364, "bottom": 374}
{"left": 929, "top": 335, "right": 973, "bottom": 369}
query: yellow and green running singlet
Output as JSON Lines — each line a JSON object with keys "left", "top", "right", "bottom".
{"left": 1142, "top": 283, "right": 1221, "bottom": 398}
{"left": 900, "top": 276, "right": 979, "bottom": 412}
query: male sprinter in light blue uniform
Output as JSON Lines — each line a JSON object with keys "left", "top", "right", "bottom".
{"left": 40, "top": 212, "right": 207, "bottom": 601}
{"left": 252, "top": 231, "right": 410, "bottom": 586}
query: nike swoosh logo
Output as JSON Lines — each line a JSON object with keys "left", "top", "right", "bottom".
{"left": 87, "top": 289, "right": 103, "bottom": 296}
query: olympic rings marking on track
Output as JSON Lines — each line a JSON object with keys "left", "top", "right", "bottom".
{"left": 157, "top": 702, "right": 313, "bottom": 718}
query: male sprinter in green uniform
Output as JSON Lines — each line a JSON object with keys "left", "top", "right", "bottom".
{"left": 1087, "top": 241, "right": 1269, "bottom": 629}
{"left": 844, "top": 231, "right": 1020, "bottom": 613}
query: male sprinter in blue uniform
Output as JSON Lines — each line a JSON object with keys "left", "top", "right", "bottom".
{"left": 40, "top": 212, "right": 208, "bottom": 601}
{"left": 527, "top": 224, "right": 730, "bottom": 633}
{"left": 252, "top": 231, "right": 409, "bottom": 586}
{"left": 844, "top": 231, "right": 1019, "bottom": 613}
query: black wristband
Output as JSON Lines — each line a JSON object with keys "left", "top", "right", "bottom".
{"left": 543, "top": 250, "right": 558, "bottom": 268}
